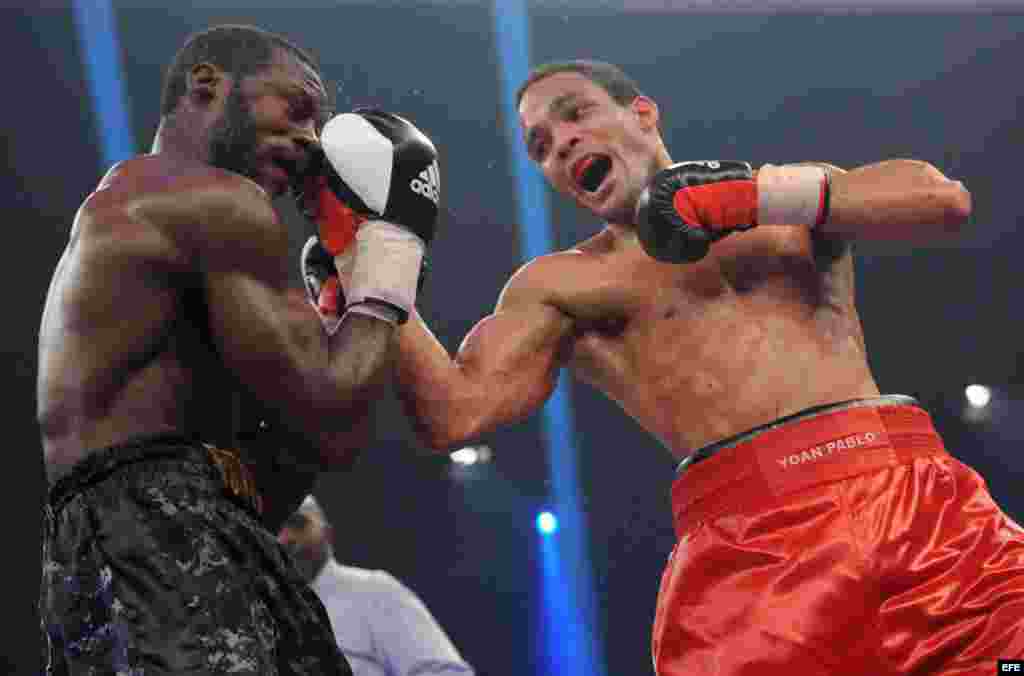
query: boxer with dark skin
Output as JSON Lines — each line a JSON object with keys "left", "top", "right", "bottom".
{"left": 37, "top": 25, "right": 404, "bottom": 676}
{"left": 39, "top": 33, "right": 381, "bottom": 491}
{"left": 387, "top": 61, "right": 1024, "bottom": 674}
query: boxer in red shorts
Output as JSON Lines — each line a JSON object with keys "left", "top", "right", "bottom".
{"left": 655, "top": 396, "right": 1024, "bottom": 675}
{"left": 302, "top": 59, "right": 1024, "bottom": 673}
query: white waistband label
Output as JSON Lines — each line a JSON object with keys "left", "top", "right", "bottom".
{"left": 776, "top": 432, "right": 878, "bottom": 470}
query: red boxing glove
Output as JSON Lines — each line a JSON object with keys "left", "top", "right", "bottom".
{"left": 635, "top": 161, "right": 756, "bottom": 263}
{"left": 635, "top": 161, "right": 830, "bottom": 263}
{"left": 301, "top": 174, "right": 366, "bottom": 257}
{"left": 671, "top": 171, "right": 759, "bottom": 235}
{"left": 299, "top": 235, "right": 344, "bottom": 331}
{"left": 297, "top": 173, "right": 368, "bottom": 328}
{"left": 317, "top": 275, "right": 341, "bottom": 316}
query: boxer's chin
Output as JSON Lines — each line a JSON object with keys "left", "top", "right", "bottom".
{"left": 575, "top": 175, "right": 614, "bottom": 218}
{"left": 602, "top": 203, "right": 638, "bottom": 227}
{"left": 588, "top": 185, "right": 635, "bottom": 226}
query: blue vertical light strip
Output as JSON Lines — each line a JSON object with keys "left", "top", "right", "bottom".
{"left": 537, "top": 532, "right": 575, "bottom": 673}
{"left": 492, "top": 3, "right": 606, "bottom": 676}
{"left": 71, "top": 0, "right": 135, "bottom": 167}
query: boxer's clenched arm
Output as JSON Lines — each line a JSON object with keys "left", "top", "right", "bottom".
{"left": 637, "top": 159, "right": 970, "bottom": 263}
{"left": 199, "top": 177, "right": 394, "bottom": 465}
{"left": 795, "top": 160, "right": 971, "bottom": 240}
{"left": 395, "top": 257, "right": 575, "bottom": 451}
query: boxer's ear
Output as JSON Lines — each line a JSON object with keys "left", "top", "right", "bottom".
{"left": 631, "top": 96, "right": 660, "bottom": 134}
{"left": 188, "top": 62, "right": 229, "bottom": 108}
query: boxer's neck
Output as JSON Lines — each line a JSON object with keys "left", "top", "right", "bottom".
{"left": 606, "top": 222, "right": 641, "bottom": 249}
{"left": 151, "top": 113, "right": 214, "bottom": 165}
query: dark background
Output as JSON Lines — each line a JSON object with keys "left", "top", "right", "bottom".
{"left": 7, "top": 2, "right": 1023, "bottom": 674}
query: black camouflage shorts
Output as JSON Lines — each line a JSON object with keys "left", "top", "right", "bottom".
{"left": 41, "top": 434, "right": 352, "bottom": 676}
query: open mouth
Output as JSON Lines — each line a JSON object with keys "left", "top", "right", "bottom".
{"left": 273, "top": 156, "right": 299, "bottom": 178}
{"left": 267, "top": 160, "right": 290, "bottom": 182}
{"left": 573, "top": 154, "right": 612, "bottom": 193}
{"left": 255, "top": 156, "right": 289, "bottom": 189}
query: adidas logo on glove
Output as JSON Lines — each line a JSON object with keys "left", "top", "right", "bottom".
{"left": 410, "top": 161, "right": 440, "bottom": 205}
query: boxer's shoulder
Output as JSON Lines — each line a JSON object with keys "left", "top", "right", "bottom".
{"left": 495, "top": 235, "right": 626, "bottom": 322}
{"left": 505, "top": 242, "right": 603, "bottom": 295}
{"left": 73, "top": 156, "right": 279, "bottom": 274}
{"left": 88, "top": 156, "right": 269, "bottom": 222}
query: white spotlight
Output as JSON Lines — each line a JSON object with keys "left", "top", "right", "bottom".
{"left": 537, "top": 511, "right": 558, "bottom": 535}
{"left": 450, "top": 445, "right": 493, "bottom": 467}
{"left": 965, "top": 384, "right": 992, "bottom": 409}
{"left": 450, "top": 447, "right": 479, "bottom": 466}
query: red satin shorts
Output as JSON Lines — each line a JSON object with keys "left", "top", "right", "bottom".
{"left": 653, "top": 397, "right": 1024, "bottom": 675}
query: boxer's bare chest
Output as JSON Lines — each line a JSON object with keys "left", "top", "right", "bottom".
{"left": 565, "top": 234, "right": 757, "bottom": 395}
{"left": 557, "top": 227, "right": 868, "bottom": 452}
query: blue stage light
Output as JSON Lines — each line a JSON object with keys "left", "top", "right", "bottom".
{"left": 71, "top": 0, "right": 135, "bottom": 167}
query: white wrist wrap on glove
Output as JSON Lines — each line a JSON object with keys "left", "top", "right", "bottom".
{"left": 340, "top": 220, "right": 424, "bottom": 324}
{"left": 332, "top": 247, "right": 356, "bottom": 296}
{"left": 757, "top": 164, "right": 828, "bottom": 227}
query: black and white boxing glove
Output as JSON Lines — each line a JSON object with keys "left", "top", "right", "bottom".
{"left": 298, "top": 109, "right": 440, "bottom": 324}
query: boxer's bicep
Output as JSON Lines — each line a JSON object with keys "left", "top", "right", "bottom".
{"left": 414, "top": 301, "right": 569, "bottom": 448}
{"left": 458, "top": 265, "right": 574, "bottom": 414}
{"left": 205, "top": 260, "right": 325, "bottom": 416}
{"left": 199, "top": 183, "right": 329, "bottom": 424}
{"left": 394, "top": 260, "right": 574, "bottom": 450}
{"left": 460, "top": 297, "right": 572, "bottom": 397}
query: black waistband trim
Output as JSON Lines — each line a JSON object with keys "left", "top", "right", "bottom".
{"left": 48, "top": 433, "right": 206, "bottom": 507}
{"left": 676, "top": 395, "right": 920, "bottom": 475}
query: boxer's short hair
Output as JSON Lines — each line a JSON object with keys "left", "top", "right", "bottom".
{"left": 516, "top": 59, "right": 644, "bottom": 108}
{"left": 161, "top": 24, "right": 320, "bottom": 116}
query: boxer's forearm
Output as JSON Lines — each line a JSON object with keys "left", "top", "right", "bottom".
{"left": 323, "top": 313, "right": 395, "bottom": 407}
{"left": 394, "top": 314, "right": 483, "bottom": 450}
{"left": 810, "top": 160, "right": 971, "bottom": 240}
{"left": 394, "top": 309, "right": 564, "bottom": 451}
